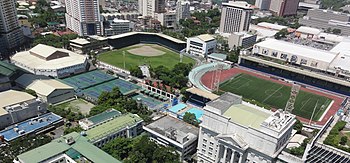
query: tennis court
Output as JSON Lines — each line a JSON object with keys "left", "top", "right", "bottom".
{"left": 219, "top": 73, "right": 332, "bottom": 121}
{"left": 61, "top": 70, "right": 115, "bottom": 90}
{"left": 131, "top": 94, "right": 162, "bottom": 109}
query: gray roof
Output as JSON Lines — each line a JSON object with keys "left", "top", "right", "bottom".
{"left": 206, "top": 92, "right": 242, "bottom": 112}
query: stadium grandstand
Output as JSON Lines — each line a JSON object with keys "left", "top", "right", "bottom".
{"left": 186, "top": 87, "right": 219, "bottom": 107}
{"left": 107, "top": 32, "right": 186, "bottom": 52}
{"left": 188, "top": 62, "right": 230, "bottom": 91}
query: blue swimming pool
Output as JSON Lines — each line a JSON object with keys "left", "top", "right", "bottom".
{"left": 182, "top": 108, "right": 204, "bottom": 121}
{"left": 169, "top": 103, "right": 187, "bottom": 113}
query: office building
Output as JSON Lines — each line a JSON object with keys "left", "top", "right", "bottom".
{"left": 255, "top": 0, "right": 271, "bottom": 10}
{"left": 105, "top": 19, "right": 132, "bottom": 36}
{"left": 0, "top": 90, "right": 47, "bottom": 130}
{"left": 11, "top": 44, "right": 88, "bottom": 78}
{"left": 139, "top": 0, "right": 166, "bottom": 17}
{"left": 228, "top": 32, "right": 257, "bottom": 49}
{"left": 0, "top": 0, "right": 24, "bottom": 56}
{"left": 143, "top": 116, "right": 199, "bottom": 161}
{"left": 15, "top": 132, "right": 121, "bottom": 163}
{"left": 65, "top": 0, "right": 103, "bottom": 36}
{"left": 219, "top": 1, "right": 253, "bottom": 34}
{"left": 186, "top": 34, "right": 217, "bottom": 57}
{"left": 157, "top": 11, "right": 177, "bottom": 28}
{"left": 269, "top": 0, "right": 299, "bottom": 16}
{"left": 85, "top": 113, "right": 143, "bottom": 147}
{"left": 176, "top": 0, "right": 190, "bottom": 22}
{"left": 299, "top": 9, "right": 350, "bottom": 35}
{"left": 197, "top": 93, "right": 296, "bottom": 163}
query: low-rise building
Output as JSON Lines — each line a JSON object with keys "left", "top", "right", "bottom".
{"left": 69, "top": 35, "right": 109, "bottom": 54}
{"left": 143, "top": 116, "right": 199, "bottom": 161}
{"left": 104, "top": 19, "right": 133, "bottom": 36}
{"left": 85, "top": 113, "right": 143, "bottom": 147}
{"left": 0, "top": 90, "right": 47, "bottom": 130}
{"left": 295, "top": 26, "right": 322, "bottom": 39}
{"left": 228, "top": 32, "right": 257, "bottom": 49}
{"left": 11, "top": 44, "right": 88, "bottom": 78}
{"left": 79, "top": 109, "right": 121, "bottom": 130}
{"left": 15, "top": 132, "right": 121, "bottom": 163}
{"left": 197, "top": 93, "right": 296, "bottom": 163}
{"left": 15, "top": 74, "right": 74, "bottom": 104}
{"left": 157, "top": 11, "right": 177, "bottom": 28}
{"left": 186, "top": 34, "right": 217, "bottom": 57}
{"left": 0, "top": 61, "right": 25, "bottom": 91}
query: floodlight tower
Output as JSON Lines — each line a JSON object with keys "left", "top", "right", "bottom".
{"left": 284, "top": 83, "right": 301, "bottom": 113}
{"left": 211, "top": 64, "right": 224, "bottom": 92}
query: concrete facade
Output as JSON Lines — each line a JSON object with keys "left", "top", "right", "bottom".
{"left": 219, "top": 1, "right": 253, "bottom": 34}
{"left": 186, "top": 34, "right": 217, "bottom": 57}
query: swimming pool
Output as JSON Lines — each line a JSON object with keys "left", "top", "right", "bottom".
{"left": 169, "top": 103, "right": 187, "bottom": 113}
{"left": 183, "top": 108, "right": 204, "bottom": 121}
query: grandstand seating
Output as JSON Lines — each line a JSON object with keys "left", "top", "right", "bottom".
{"left": 306, "top": 143, "right": 350, "bottom": 163}
{"left": 188, "top": 62, "right": 230, "bottom": 91}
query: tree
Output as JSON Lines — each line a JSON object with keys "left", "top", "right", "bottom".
{"left": 293, "top": 119, "right": 303, "bottom": 134}
{"left": 25, "top": 89, "right": 37, "bottom": 97}
{"left": 227, "top": 47, "right": 241, "bottom": 63}
{"left": 102, "top": 137, "right": 134, "bottom": 160}
{"left": 340, "top": 136, "right": 348, "bottom": 145}
{"left": 274, "top": 28, "right": 289, "bottom": 39}
{"left": 64, "top": 126, "right": 83, "bottom": 134}
{"left": 332, "top": 28, "right": 341, "bottom": 34}
{"left": 183, "top": 112, "right": 199, "bottom": 127}
{"left": 130, "top": 66, "right": 143, "bottom": 78}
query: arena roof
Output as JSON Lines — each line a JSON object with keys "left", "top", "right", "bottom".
{"left": 0, "top": 90, "right": 35, "bottom": 116}
{"left": 11, "top": 44, "right": 87, "bottom": 70}
{"left": 255, "top": 39, "right": 337, "bottom": 63}
{"left": 27, "top": 79, "right": 73, "bottom": 96}
{"left": 17, "top": 132, "right": 121, "bottom": 163}
{"left": 107, "top": 32, "right": 186, "bottom": 44}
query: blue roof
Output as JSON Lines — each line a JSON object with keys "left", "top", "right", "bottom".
{"left": 182, "top": 108, "right": 204, "bottom": 121}
{"left": 0, "top": 113, "right": 62, "bottom": 141}
{"left": 169, "top": 103, "right": 187, "bottom": 113}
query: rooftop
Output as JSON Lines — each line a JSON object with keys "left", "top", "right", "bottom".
{"left": 296, "top": 26, "right": 322, "bottom": 35}
{"left": 86, "top": 113, "right": 143, "bottom": 142}
{"left": 86, "top": 109, "right": 121, "bottom": 125}
{"left": 11, "top": 45, "right": 87, "bottom": 70}
{"left": 206, "top": 92, "right": 242, "bottom": 113}
{"left": 223, "top": 104, "right": 271, "bottom": 129}
{"left": 144, "top": 116, "right": 199, "bottom": 144}
{"left": 257, "top": 22, "right": 287, "bottom": 31}
{"left": 17, "top": 132, "right": 121, "bottom": 163}
{"left": 197, "top": 34, "right": 215, "bottom": 42}
{"left": 113, "top": 18, "right": 130, "bottom": 23}
{"left": 222, "top": 1, "right": 253, "bottom": 9}
{"left": 186, "top": 87, "right": 219, "bottom": 100}
{"left": 255, "top": 39, "right": 337, "bottom": 63}
{"left": 15, "top": 73, "right": 51, "bottom": 88}
{"left": 0, "top": 113, "right": 62, "bottom": 141}
{"left": 107, "top": 32, "right": 186, "bottom": 44}
{"left": 0, "top": 90, "right": 35, "bottom": 116}
{"left": 27, "top": 79, "right": 73, "bottom": 96}
{"left": 0, "top": 61, "right": 20, "bottom": 77}
{"left": 70, "top": 38, "right": 90, "bottom": 45}
{"left": 208, "top": 53, "right": 227, "bottom": 61}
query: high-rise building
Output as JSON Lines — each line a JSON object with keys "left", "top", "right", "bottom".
{"left": 197, "top": 93, "right": 296, "bottom": 163}
{"left": 0, "top": 0, "right": 24, "bottom": 56}
{"left": 269, "top": 0, "right": 300, "bottom": 16}
{"left": 255, "top": 0, "right": 271, "bottom": 10}
{"left": 65, "top": 0, "right": 103, "bottom": 36}
{"left": 139, "top": 0, "right": 165, "bottom": 17}
{"left": 176, "top": 0, "right": 190, "bottom": 22}
{"left": 219, "top": 1, "right": 253, "bottom": 34}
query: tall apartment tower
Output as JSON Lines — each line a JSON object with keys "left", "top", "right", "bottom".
{"left": 65, "top": 0, "right": 103, "bottom": 36}
{"left": 255, "top": 0, "right": 271, "bottom": 10}
{"left": 0, "top": 0, "right": 24, "bottom": 56}
{"left": 139, "top": 0, "right": 165, "bottom": 17}
{"left": 219, "top": 1, "right": 253, "bottom": 34}
{"left": 176, "top": 0, "right": 190, "bottom": 22}
{"left": 269, "top": 0, "right": 300, "bottom": 16}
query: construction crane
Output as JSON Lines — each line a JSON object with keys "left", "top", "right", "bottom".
{"left": 285, "top": 83, "right": 301, "bottom": 113}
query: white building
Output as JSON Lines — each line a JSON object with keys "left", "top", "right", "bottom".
{"left": 186, "top": 34, "right": 217, "bottom": 57}
{"left": 105, "top": 19, "right": 132, "bottom": 36}
{"left": 255, "top": 0, "right": 271, "bottom": 10}
{"left": 0, "top": 0, "right": 24, "bottom": 55}
{"left": 219, "top": 1, "right": 253, "bottom": 34}
{"left": 65, "top": 0, "right": 103, "bottom": 36}
{"left": 176, "top": 0, "right": 190, "bottom": 22}
{"left": 156, "top": 11, "right": 176, "bottom": 28}
{"left": 143, "top": 116, "right": 199, "bottom": 161}
{"left": 11, "top": 44, "right": 88, "bottom": 78}
{"left": 0, "top": 90, "right": 47, "bottom": 130}
{"left": 139, "top": 0, "right": 166, "bottom": 17}
{"left": 197, "top": 93, "right": 296, "bottom": 163}
{"left": 253, "top": 39, "right": 350, "bottom": 79}
{"left": 295, "top": 26, "right": 322, "bottom": 39}
{"left": 228, "top": 32, "right": 257, "bottom": 49}
{"left": 15, "top": 74, "right": 74, "bottom": 104}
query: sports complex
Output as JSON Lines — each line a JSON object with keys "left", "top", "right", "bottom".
{"left": 98, "top": 32, "right": 195, "bottom": 71}
{"left": 188, "top": 63, "right": 344, "bottom": 125}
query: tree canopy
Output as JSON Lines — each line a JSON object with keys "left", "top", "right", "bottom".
{"left": 33, "top": 34, "right": 78, "bottom": 48}
{"left": 150, "top": 63, "right": 193, "bottom": 89}
{"left": 183, "top": 112, "right": 199, "bottom": 127}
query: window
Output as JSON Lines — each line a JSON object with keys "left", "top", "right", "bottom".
{"left": 210, "top": 142, "right": 214, "bottom": 146}
{"left": 271, "top": 51, "right": 278, "bottom": 57}
{"left": 280, "top": 53, "right": 288, "bottom": 59}
{"left": 202, "top": 149, "right": 206, "bottom": 153}
{"left": 262, "top": 49, "right": 269, "bottom": 55}
{"left": 300, "top": 59, "right": 307, "bottom": 65}
{"left": 203, "top": 144, "right": 207, "bottom": 148}
{"left": 203, "top": 139, "right": 207, "bottom": 143}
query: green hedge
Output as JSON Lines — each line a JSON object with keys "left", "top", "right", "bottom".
{"left": 323, "top": 121, "right": 350, "bottom": 152}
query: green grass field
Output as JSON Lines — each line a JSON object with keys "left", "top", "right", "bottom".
{"left": 219, "top": 73, "right": 332, "bottom": 121}
{"left": 97, "top": 44, "right": 195, "bottom": 70}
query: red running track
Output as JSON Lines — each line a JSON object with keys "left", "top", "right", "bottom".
{"left": 201, "top": 67, "right": 344, "bottom": 125}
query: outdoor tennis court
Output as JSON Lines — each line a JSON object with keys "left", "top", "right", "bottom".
{"left": 61, "top": 70, "right": 115, "bottom": 89}
{"left": 219, "top": 73, "right": 332, "bottom": 121}
{"left": 131, "top": 94, "right": 162, "bottom": 109}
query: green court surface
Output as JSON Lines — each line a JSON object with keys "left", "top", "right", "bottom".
{"left": 219, "top": 73, "right": 332, "bottom": 121}
{"left": 97, "top": 44, "right": 195, "bottom": 70}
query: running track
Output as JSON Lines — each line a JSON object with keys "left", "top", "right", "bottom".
{"left": 201, "top": 67, "right": 344, "bottom": 125}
